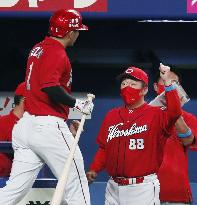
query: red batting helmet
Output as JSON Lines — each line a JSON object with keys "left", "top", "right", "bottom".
{"left": 49, "top": 9, "right": 88, "bottom": 38}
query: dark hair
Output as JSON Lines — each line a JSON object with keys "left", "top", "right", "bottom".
{"left": 14, "top": 95, "right": 24, "bottom": 106}
{"left": 154, "top": 67, "right": 182, "bottom": 83}
{"left": 117, "top": 73, "right": 147, "bottom": 88}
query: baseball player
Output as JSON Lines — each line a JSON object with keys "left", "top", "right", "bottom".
{"left": 0, "top": 9, "right": 93, "bottom": 205}
{"left": 153, "top": 69, "right": 197, "bottom": 205}
{"left": 0, "top": 82, "right": 25, "bottom": 177}
{"left": 86, "top": 64, "right": 193, "bottom": 205}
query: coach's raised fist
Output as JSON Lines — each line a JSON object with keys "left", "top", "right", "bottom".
{"left": 74, "top": 99, "right": 94, "bottom": 115}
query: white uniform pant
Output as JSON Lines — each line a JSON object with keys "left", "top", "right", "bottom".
{"left": 105, "top": 174, "right": 160, "bottom": 205}
{"left": 0, "top": 112, "right": 90, "bottom": 205}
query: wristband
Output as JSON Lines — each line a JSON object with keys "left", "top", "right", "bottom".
{"left": 177, "top": 128, "right": 192, "bottom": 138}
{"left": 165, "top": 84, "right": 175, "bottom": 92}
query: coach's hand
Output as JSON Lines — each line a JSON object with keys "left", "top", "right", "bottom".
{"left": 74, "top": 99, "right": 94, "bottom": 115}
{"left": 86, "top": 170, "right": 97, "bottom": 183}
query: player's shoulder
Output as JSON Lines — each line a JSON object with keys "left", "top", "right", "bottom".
{"left": 0, "top": 113, "right": 11, "bottom": 125}
{"left": 0, "top": 112, "right": 19, "bottom": 127}
{"left": 36, "top": 37, "right": 67, "bottom": 57}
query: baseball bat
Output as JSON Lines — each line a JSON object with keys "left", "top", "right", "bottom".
{"left": 51, "top": 93, "right": 95, "bottom": 205}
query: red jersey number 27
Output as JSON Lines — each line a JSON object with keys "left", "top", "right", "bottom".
{"left": 26, "top": 62, "right": 34, "bottom": 90}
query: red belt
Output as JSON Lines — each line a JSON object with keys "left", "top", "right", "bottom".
{"left": 112, "top": 176, "right": 144, "bottom": 186}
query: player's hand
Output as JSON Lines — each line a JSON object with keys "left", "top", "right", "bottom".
{"left": 159, "top": 63, "right": 171, "bottom": 86}
{"left": 74, "top": 99, "right": 94, "bottom": 115}
{"left": 86, "top": 170, "right": 97, "bottom": 183}
{"left": 69, "top": 120, "right": 82, "bottom": 137}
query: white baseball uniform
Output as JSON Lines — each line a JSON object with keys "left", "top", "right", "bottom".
{"left": 0, "top": 37, "right": 90, "bottom": 205}
{"left": 105, "top": 174, "right": 160, "bottom": 205}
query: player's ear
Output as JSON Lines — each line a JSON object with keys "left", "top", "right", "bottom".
{"left": 67, "top": 31, "right": 74, "bottom": 39}
{"left": 153, "top": 83, "right": 158, "bottom": 92}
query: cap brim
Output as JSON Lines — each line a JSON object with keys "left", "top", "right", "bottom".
{"left": 116, "top": 73, "right": 145, "bottom": 84}
{"left": 116, "top": 73, "right": 134, "bottom": 83}
{"left": 77, "top": 24, "right": 88, "bottom": 31}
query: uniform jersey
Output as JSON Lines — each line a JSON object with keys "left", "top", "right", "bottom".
{"left": 90, "top": 89, "right": 181, "bottom": 177}
{"left": 0, "top": 111, "right": 19, "bottom": 176}
{"left": 158, "top": 111, "right": 197, "bottom": 203}
{"left": 25, "top": 37, "right": 72, "bottom": 120}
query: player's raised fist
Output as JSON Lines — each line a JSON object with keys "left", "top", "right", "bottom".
{"left": 159, "top": 63, "right": 172, "bottom": 86}
{"left": 159, "top": 63, "right": 170, "bottom": 73}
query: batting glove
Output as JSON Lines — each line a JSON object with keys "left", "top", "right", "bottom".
{"left": 74, "top": 99, "right": 94, "bottom": 115}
